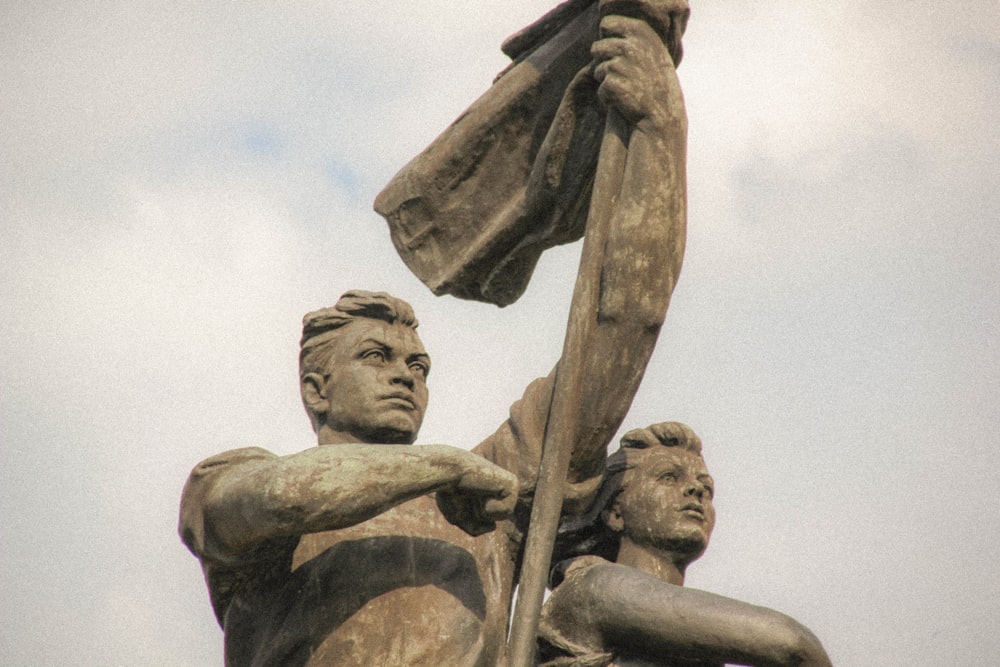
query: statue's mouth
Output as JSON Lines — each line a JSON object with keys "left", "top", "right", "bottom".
{"left": 381, "top": 393, "right": 417, "bottom": 410}
{"left": 678, "top": 503, "right": 705, "bottom": 519}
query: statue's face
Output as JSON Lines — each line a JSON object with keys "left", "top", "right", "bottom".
{"left": 613, "top": 447, "right": 715, "bottom": 559}
{"left": 319, "top": 319, "right": 430, "bottom": 444}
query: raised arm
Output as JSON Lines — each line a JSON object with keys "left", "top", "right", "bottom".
{"left": 477, "top": 7, "right": 688, "bottom": 499}
{"left": 179, "top": 444, "right": 518, "bottom": 566}
{"left": 541, "top": 560, "right": 832, "bottom": 667}
{"left": 569, "top": 7, "right": 689, "bottom": 478}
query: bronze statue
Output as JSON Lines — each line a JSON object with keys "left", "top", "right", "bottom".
{"left": 538, "top": 423, "right": 832, "bottom": 667}
{"left": 179, "top": 1, "right": 691, "bottom": 663}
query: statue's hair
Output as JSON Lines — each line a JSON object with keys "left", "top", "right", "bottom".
{"left": 299, "top": 290, "right": 419, "bottom": 430}
{"left": 549, "top": 422, "right": 703, "bottom": 586}
{"left": 299, "top": 290, "right": 418, "bottom": 375}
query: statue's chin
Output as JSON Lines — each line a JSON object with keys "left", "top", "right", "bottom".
{"left": 653, "top": 534, "right": 709, "bottom": 565}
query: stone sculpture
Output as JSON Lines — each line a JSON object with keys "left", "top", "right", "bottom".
{"left": 538, "top": 423, "right": 832, "bottom": 666}
{"left": 179, "top": 0, "right": 691, "bottom": 663}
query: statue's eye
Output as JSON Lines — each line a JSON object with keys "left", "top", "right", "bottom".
{"left": 362, "top": 349, "right": 386, "bottom": 362}
{"left": 409, "top": 361, "right": 429, "bottom": 377}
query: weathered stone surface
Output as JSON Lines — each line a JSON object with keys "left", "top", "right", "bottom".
{"left": 181, "top": 0, "right": 694, "bottom": 663}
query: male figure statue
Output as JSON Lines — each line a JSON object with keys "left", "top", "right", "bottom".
{"left": 180, "top": 4, "right": 690, "bottom": 665}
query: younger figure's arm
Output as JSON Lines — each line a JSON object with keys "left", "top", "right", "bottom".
{"left": 541, "top": 559, "right": 832, "bottom": 667}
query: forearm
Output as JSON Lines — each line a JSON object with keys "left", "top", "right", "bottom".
{"left": 602, "top": 105, "right": 687, "bottom": 325}
{"left": 587, "top": 565, "right": 831, "bottom": 667}
{"left": 566, "top": 87, "right": 687, "bottom": 480}
{"left": 200, "top": 444, "right": 472, "bottom": 559}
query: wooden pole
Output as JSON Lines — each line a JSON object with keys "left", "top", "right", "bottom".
{"left": 505, "top": 110, "right": 630, "bottom": 667}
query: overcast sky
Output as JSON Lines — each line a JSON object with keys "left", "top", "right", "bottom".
{"left": 2, "top": 2, "right": 999, "bottom": 665}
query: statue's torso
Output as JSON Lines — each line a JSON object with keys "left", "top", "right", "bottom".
{"left": 220, "top": 494, "right": 520, "bottom": 667}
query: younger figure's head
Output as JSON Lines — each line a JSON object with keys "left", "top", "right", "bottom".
{"left": 554, "top": 422, "right": 715, "bottom": 580}
{"left": 299, "top": 290, "right": 430, "bottom": 445}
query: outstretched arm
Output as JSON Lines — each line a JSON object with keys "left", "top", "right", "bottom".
{"left": 179, "top": 444, "right": 518, "bottom": 566}
{"left": 542, "top": 561, "right": 832, "bottom": 667}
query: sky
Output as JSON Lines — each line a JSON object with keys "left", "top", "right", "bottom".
{"left": 1, "top": 1, "right": 998, "bottom": 665}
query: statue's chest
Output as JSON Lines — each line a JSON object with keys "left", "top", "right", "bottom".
{"left": 291, "top": 494, "right": 484, "bottom": 567}
{"left": 279, "top": 495, "right": 514, "bottom": 667}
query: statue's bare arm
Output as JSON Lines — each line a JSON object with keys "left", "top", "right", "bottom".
{"left": 567, "top": 11, "right": 690, "bottom": 481}
{"left": 546, "top": 562, "right": 832, "bottom": 667}
{"left": 182, "top": 444, "right": 518, "bottom": 564}
{"left": 473, "top": 11, "right": 688, "bottom": 506}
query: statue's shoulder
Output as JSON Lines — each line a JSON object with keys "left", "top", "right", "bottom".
{"left": 187, "top": 446, "right": 276, "bottom": 478}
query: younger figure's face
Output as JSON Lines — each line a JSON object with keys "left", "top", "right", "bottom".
{"left": 612, "top": 447, "right": 715, "bottom": 561}
{"left": 316, "top": 319, "right": 430, "bottom": 444}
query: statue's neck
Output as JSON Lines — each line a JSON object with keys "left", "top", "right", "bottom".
{"left": 615, "top": 537, "right": 687, "bottom": 586}
{"left": 316, "top": 426, "right": 364, "bottom": 445}
{"left": 316, "top": 425, "right": 414, "bottom": 446}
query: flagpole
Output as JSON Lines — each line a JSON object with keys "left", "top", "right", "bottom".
{"left": 505, "top": 109, "right": 630, "bottom": 667}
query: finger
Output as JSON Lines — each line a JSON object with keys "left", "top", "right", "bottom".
{"left": 482, "top": 493, "right": 517, "bottom": 521}
{"left": 600, "top": 1, "right": 688, "bottom": 42}
{"left": 591, "top": 36, "right": 633, "bottom": 61}
{"left": 592, "top": 29, "right": 665, "bottom": 75}
{"left": 473, "top": 466, "right": 519, "bottom": 499}
{"left": 599, "top": 14, "right": 647, "bottom": 39}
{"left": 596, "top": 76, "right": 632, "bottom": 109}
{"left": 593, "top": 57, "right": 629, "bottom": 85}
{"left": 435, "top": 492, "right": 497, "bottom": 537}
{"left": 591, "top": 44, "right": 636, "bottom": 81}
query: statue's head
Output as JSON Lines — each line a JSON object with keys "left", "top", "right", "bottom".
{"left": 552, "top": 422, "right": 714, "bottom": 578}
{"left": 299, "top": 290, "right": 429, "bottom": 445}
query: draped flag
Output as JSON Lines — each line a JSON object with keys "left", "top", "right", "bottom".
{"left": 375, "top": 0, "right": 686, "bottom": 307}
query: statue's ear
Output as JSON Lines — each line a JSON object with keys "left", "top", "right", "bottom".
{"left": 603, "top": 500, "right": 625, "bottom": 534}
{"left": 301, "top": 372, "right": 329, "bottom": 416}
